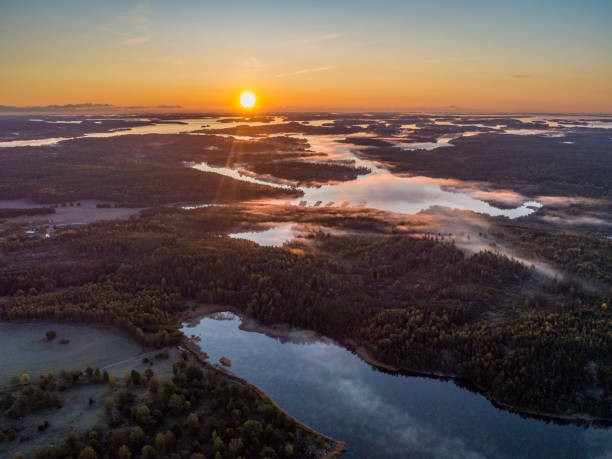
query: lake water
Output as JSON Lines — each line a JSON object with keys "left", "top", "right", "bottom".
{"left": 182, "top": 313, "right": 611, "bottom": 459}
{"left": 5, "top": 114, "right": 610, "bottom": 219}
{"left": 0, "top": 113, "right": 547, "bottom": 216}
{"left": 193, "top": 133, "right": 543, "bottom": 218}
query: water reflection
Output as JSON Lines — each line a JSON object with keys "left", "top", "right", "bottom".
{"left": 183, "top": 313, "right": 612, "bottom": 459}
{"left": 0, "top": 116, "right": 286, "bottom": 147}
{"left": 295, "top": 135, "right": 542, "bottom": 218}
{"left": 229, "top": 224, "right": 297, "bottom": 246}
{"left": 191, "top": 161, "right": 293, "bottom": 189}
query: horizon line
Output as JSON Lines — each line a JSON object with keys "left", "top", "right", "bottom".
{"left": 1, "top": 105, "right": 611, "bottom": 116}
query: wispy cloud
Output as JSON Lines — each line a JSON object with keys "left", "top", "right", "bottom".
{"left": 138, "top": 56, "right": 185, "bottom": 65}
{"left": 511, "top": 73, "right": 533, "bottom": 79}
{"left": 241, "top": 56, "right": 263, "bottom": 70}
{"left": 100, "top": 0, "right": 152, "bottom": 46}
{"left": 118, "top": 0, "right": 150, "bottom": 27}
{"left": 0, "top": 103, "right": 113, "bottom": 113}
{"left": 275, "top": 65, "right": 335, "bottom": 78}
{"left": 290, "top": 32, "right": 342, "bottom": 45}
{"left": 123, "top": 35, "right": 151, "bottom": 45}
{"left": 0, "top": 103, "right": 182, "bottom": 113}
{"left": 421, "top": 56, "right": 489, "bottom": 65}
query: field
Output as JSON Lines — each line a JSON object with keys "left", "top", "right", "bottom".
{"left": 0, "top": 322, "right": 145, "bottom": 386}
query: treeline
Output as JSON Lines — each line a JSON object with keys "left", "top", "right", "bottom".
{"left": 0, "top": 208, "right": 55, "bottom": 219}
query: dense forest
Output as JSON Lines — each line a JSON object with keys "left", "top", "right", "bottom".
{"left": 1, "top": 206, "right": 609, "bottom": 420}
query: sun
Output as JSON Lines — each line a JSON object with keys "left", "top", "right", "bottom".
{"left": 240, "top": 91, "right": 256, "bottom": 109}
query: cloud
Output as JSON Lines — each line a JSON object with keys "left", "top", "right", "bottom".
{"left": 101, "top": 0, "right": 152, "bottom": 46}
{"left": 123, "top": 35, "right": 151, "bottom": 45}
{"left": 333, "top": 378, "right": 490, "bottom": 459}
{"left": 290, "top": 32, "right": 342, "bottom": 45}
{"left": 422, "top": 56, "right": 489, "bottom": 65}
{"left": 137, "top": 56, "right": 184, "bottom": 66}
{"left": 0, "top": 103, "right": 113, "bottom": 113}
{"left": 117, "top": 0, "right": 150, "bottom": 27}
{"left": 241, "top": 56, "right": 263, "bottom": 70}
{"left": 511, "top": 73, "right": 533, "bottom": 79}
{"left": 275, "top": 65, "right": 335, "bottom": 78}
{"left": 0, "top": 103, "right": 182, "bottom": 113}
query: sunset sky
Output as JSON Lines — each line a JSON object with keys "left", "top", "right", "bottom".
{"left": 1, "top": 0, "right": 611, "bottom": 112}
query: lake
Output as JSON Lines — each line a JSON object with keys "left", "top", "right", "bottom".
{"left": 182, "top": 312, "right": 611, "bottom": 459}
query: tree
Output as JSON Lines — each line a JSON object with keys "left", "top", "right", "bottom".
{"left": 104, "top": 397, "right": 116, "bottom": 415}
{"left": 134, "top": 404, "right": 154, "bottom": 427}
{"left": 164, "top": 431, "right": 176, "bottom": 451}
{"left": 187, "top": 412, "right": 199, "bottom": 432}
{"left": 141, "top": 445, "right": 157, "bottom": 459}
{"left": 155, "top": 433, "right": 166, "bottom": 454}
{"left": 65, "top": 430, "right": 83, "bottom": 455}
{"left": 108, "top": 428, "right": 126, "bottom": 450}
{"left": 129, "top": 426, "right": 145, "bottom": 449}
{"left": 168, "top": 393, "right": 183, "bottom": 415}
{"left": 78, "top": 446, "right": 98, "bottom": 459}
{"left": 117, "top": 445, "right": 132, "bottom": 459}
{"left": 148, "top": 376, "right": 160, "bottom": 394}
{"left": 213, "top": 435, "right": 225, "bottom": 455}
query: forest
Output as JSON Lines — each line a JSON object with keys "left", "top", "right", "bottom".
{"left": 1, "top": 205, "right": 609, "bottom": 421}
{"left": 1, "top": 355, "right": 333, "bottom": 458}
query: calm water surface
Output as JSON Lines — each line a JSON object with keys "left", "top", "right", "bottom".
{"left": 193, "top": 133, "right": 543, "bottom": 218}
{"left": 5, "top": 115, "right": 608, "bottom": 219}
{"left": 182, "top": 313, "right": 611, "bottom": 459}
{"left": 229, "top": 224, "right": 297, "bottom": 246}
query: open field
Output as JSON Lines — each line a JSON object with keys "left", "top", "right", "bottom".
{"left": 0, "top": 322, "right": 144, "bottom": 385}
{"left": 0, "top": 199, "right": 142, "bottom": 226}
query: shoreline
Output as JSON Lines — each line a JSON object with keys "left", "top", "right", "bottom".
{"left": 354, "top": 344, "right": 611, "bottom": 426}
{"left": 180, "top": 334, "right": 346, "bottom": 458}
{"left": 182, "top": 304, "right": 611, "bottom": 427}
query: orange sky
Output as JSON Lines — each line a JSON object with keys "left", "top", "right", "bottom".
{"left": 1, "top": 1, "right": 611, "bottom": 113}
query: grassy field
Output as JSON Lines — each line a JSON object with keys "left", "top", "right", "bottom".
{"left": 0, "top": 322, "right": 145, "bottom": 385}
{"left": 0, "top": 321, "right": 183, "bottom": 457}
